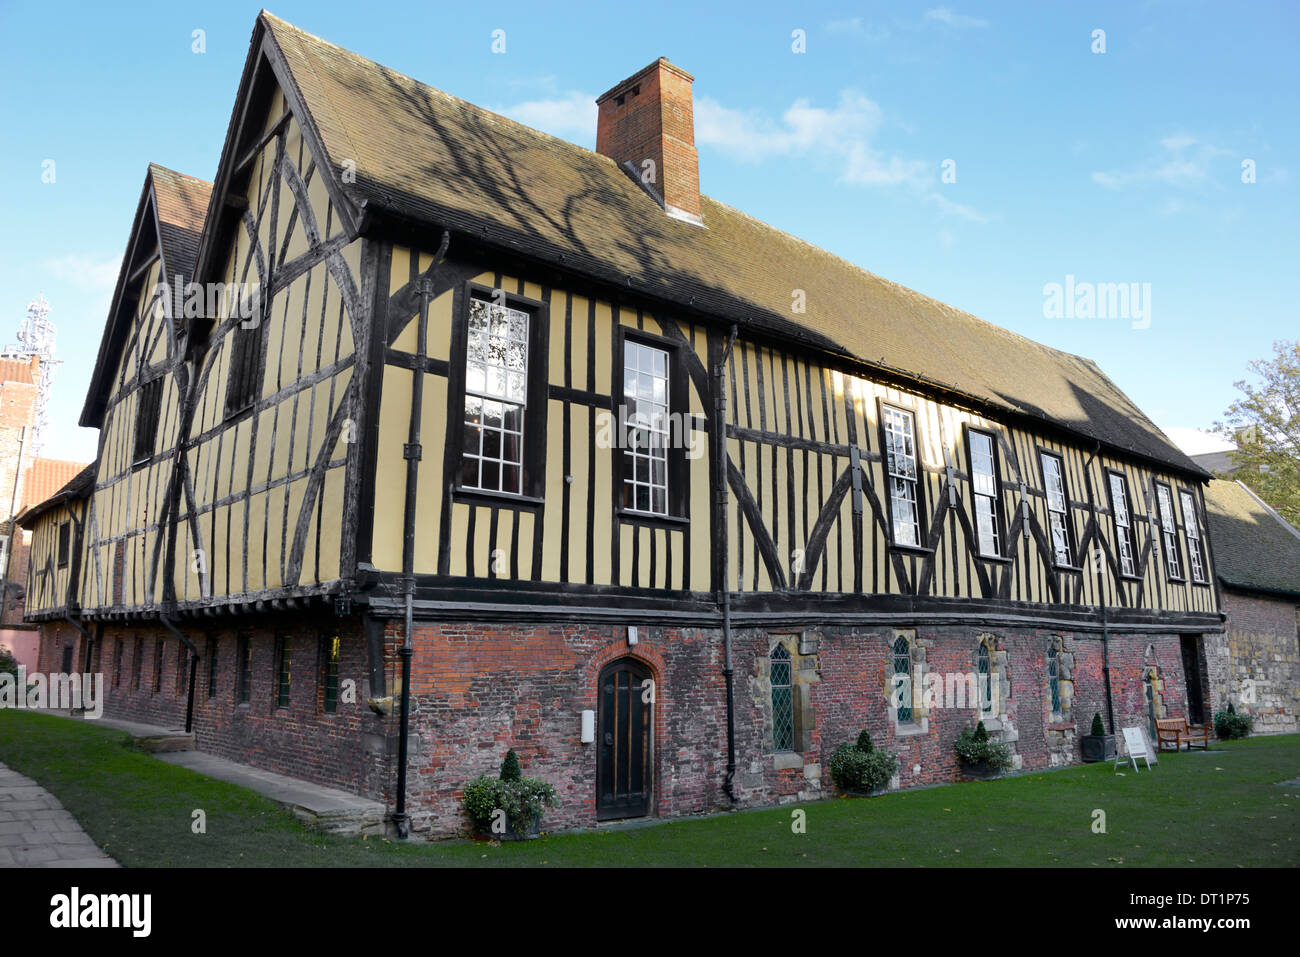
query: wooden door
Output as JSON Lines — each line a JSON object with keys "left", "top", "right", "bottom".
{"left": 597, "top": 658, "right": 653, "bottom": 821}
{"left": 1180, "top": 635, "right": 1206, "bottom": 725}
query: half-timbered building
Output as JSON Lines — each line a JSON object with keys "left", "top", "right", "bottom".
{"left": 23, "top": 12, "right": 1228, "bottom": 836}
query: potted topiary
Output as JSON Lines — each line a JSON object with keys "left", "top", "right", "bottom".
{"left": 461, "top": 748, "right": 556, "bottom": 840}
{"left": 954, "top": 720, "right": 1014, "bottom": 780}
{"left": 1080, "top": 710, "right": 1117, "bottom": 762}
{"left": 1213, "top": 702, "right": 1254, "bottom": 740}
{"left": 828, "top": 729, "right": 899, "bottom": 797}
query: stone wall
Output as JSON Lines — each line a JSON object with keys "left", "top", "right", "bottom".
{"left": 1207, "top": 589, "right": 1300, "bottom": 734}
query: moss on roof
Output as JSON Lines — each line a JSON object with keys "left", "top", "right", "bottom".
{"left": 1204, "top": 479, "right": 1300, "bottom": 597}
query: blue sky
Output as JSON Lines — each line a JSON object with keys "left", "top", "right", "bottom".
{"left": 2, "top": 0, "right": 1295, "bottom": 463}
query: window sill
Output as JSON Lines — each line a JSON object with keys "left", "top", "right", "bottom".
{"left": 1190, "top": 580, "right": 1212, "bottom": 588}
{"left": 617, "top": 508, "right": 689, "bottom": 529}
{"left": 772, "top": 752, "right": 804, "bottom": 771}
{"left": 893, "top": 721, "right": 927, "bottom": 737}
{"left": 1167, "top": 576, "right": 1188, "bottom": 585}
{"left": 889, "top": 543, "right": 935, "bottom": 556}
{"left": 976, "top": 553, "right": 1013, "bottom": 565}
{"left": 452, "top": 486, "right": 544, "bottom": 509}
{"left": 1053, "top": 564, "right": 1084, "bottom": 573}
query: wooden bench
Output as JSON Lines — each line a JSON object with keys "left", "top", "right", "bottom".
{"left": 1156, "top": 718, "right": 1210, "bottom": 752}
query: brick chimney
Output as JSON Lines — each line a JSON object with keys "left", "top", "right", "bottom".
{"left": 596, "top": 58, "right": 702, "bottom": 225}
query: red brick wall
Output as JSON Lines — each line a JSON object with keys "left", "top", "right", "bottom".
{"left": 37, "top": 613, "right": 394, "bottom": 803}
{"left": 35, "top": 614, "right": 1213, "bottom": 838}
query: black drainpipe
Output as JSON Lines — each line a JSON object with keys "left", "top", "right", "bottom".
{"left": 715, "top": 324, "right": 739, "bottom": 801}
{"left": 1083, "top": 441, "right": 1117, "bottom": 733}
{"left": 393, "top": 230, "right": 450, "bottom": 840}
{"left": 158, "top": 614, "right": 200, "bottom": 734}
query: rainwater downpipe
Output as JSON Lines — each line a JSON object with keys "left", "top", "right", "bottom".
{"left": 715, "top": 324, "right": 739, "bottom": 801}
{"left": 1083, "top": 440, "right": 1117, "bottom": 733}
{"left": 158, "top": 614, "right": 200, "bottom": 734}
{"left": 394, "top": 230, "right": 450, "bottom": 840}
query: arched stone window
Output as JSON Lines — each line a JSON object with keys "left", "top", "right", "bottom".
{"left": 770, "top": 644, "right": 794, "bottom": 752}
{"left": 977, "top": 642, "right": 994, "bottom": 717}
{"left": 893, "top": 634, "right": 913, "bottom": 723}
{"left": 1047, "top": 645, "right": 1061, "bottom": 716}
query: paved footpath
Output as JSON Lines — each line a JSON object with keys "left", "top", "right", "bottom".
{"left": 0, "top": 761, "right": 118, "bottom": 868}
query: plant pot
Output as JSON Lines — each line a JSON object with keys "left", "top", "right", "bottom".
{"left": 1080, "top": 734, "right": 1117, "bottom": 763}
{"left": 499, "top": 811, "right": 542, "bottom": 842}
{"left": 958, "top": 759, "right": 1004, "bottom": 781}
{"left": 841, "top": 783, "right": 891, "bottom": 798}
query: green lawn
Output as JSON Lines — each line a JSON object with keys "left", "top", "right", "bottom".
{"left": 2, "top": 709, "right": 1297, "bottom": 867}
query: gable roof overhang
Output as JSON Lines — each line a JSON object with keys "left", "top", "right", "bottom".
{"left": 79, "top": 165, "right": 211, "bottom": 429}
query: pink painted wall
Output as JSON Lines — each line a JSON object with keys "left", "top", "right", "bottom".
{"left": 0, "top": 628, "right": 39, "bottom": 671}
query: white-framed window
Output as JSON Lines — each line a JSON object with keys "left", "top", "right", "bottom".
{"left": 0, "top": 534, "right": 9, "bottom": 577}
{"left": 968, "top": 429, "right": 1000, "bottom": 557}
{"left": 622, "top": 339, "right": 670, "bottom": 515}
{"left": 1039, "top": 452, "right": 1073, "bottom": 566}
{"left": 1108, "top": 471, "right": 1137, "bottom": 577}
{"left": 1155, "top": 482, "right": 1182, "bottom": 579}
{"left": 883, "top": 406, "right": 921, "bottom": 546}
{"left": 1180, "top": 489, "right": 1207, "bottom": 583}
{"left": 461, "top": 297, "right": 529, "bottom": 495}
{"left": 976, "top": 641, "right": 994, "bottom": 716}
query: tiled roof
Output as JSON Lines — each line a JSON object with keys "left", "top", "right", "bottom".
{"left": 253, "top": 11, "right": 1205, "bottom": 477}
{"left": 79, "top": 165, "right": 213, "bottom": 428}
{"left": 1204, "top": 479, "right": 1300, "bottom": 598}
{"left": 13, "top": 462, "right": 96, "bottom": 527}
{"left": 22, "top": 457, "right": 92, "bottom": 511}
{"left": 150, "top": 163, "right": 211, "bottom": 292}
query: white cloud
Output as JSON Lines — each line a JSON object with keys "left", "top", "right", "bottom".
{"left": 1164, "top": 427, "right": 1234, "bottom": 456}
{"left": 496, "top": 87, "right": 985, "bottom": 220}
{"left": 1091, "top": 134, "right": 1235, "bottom": 192}
{"left": 41, "top": 255, "right": 120, "bottom": 291}
{"left": 493, "top": 91, "right": 597, "bottom": 144}
{"left": 923, "top": 7, "right": 989, "bottom": 29}
{"left": 824, "top": 17, "right": 892, "bottom": 42}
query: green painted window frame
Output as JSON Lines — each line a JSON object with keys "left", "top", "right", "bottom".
{"left": 893, "top": 635, "right": 913, "bottom": 723}
{"left": 770, "top": 643, "right": 795, "bottom": 752}
{"left": 323, "top": 636, "right": 341, "bottom": 714}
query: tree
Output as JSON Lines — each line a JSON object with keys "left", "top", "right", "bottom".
{"left": 1215, "top": 340, "right": 1300, "bottom": 526}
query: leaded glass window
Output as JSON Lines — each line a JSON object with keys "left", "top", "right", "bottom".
{"left": 1156, "top": 483, "right": 1182, "bottom": 579}
{"left": 1108, "top": 472, "right": 1137, "bottom": 577}
{"left": 207, "top": 637, "right": 218, "bottom": 699}
{"left": 883, "top": 406, "right": 921, "bottom": 546}
{"left": 622, "top": 340, "right": 670, "bottom": 515}
{"left": 977, "top": 643, "right": 993, "bottom": 715}
{"left": 323, "top": 636, "right": 341, "bottom": 714}
{"left": 1180, "top": 490, "right": 1207, "bottom": 583}
{"left": 1040, "top": 452, "right": 1073, "bottom": 566}
{"left": 152, "top": 639, "right": 164, "bottom": 693}
{"left": 276, "top": 637, "right": 292, "bottom": 708}
{"left": 1047, "top": 645, "right": 1061, "bottom": 715}
{"left": 770, "top": 644, "right": 794, "bottom": 752}
{"left": 461, "top": 297, "right": 529, "bottom": 495}
{"left": 893, "top": 635, "right": 913, "bottom": 723}
{"left": 236, "top": 634, "right": 251, "bottom": 704}
{"left": 969, "top": 430, "right": 1000, "bottom": 556}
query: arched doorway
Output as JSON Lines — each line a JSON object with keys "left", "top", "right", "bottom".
{"left": 596, "top": 657, "right": 654, "bottom": 821}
